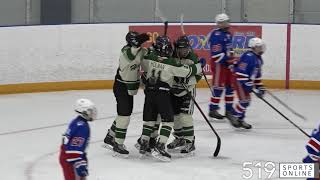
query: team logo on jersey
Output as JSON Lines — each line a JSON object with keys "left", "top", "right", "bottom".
{"left": 77, "top": 121, "right": 84, "bottom": 126}
{"left": 130, "top": 64, "right": 138, "bottom": 71}
{"left": 212, "top": 44, "right": 222, "bottom": 52}
{"left": 238, "top": 62, "right": 248, "bottom": 71}
{"left": 71, "top": 137, "right": 85, "bottom": 147}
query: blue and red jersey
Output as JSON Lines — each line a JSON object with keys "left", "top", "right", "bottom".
{"left": 233, "top": 50, "right": 263, "bottom": 92}
{"left": 209, "top": 28, "right": 233, "bottom": 65}
{"left": 303, "top": 124, "right": 320, "bottom": 163}
{"left": 60, "top": 116, "right": 90, "bottom": 164}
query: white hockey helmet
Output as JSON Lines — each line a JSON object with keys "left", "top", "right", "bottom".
{"left": 215, "top": 13, "right": 230, "bottom": 23}
{"left": 248, "top": 37, "right": 266, "bottom": 54}
{"left": 75, "top": 98, "right": 97, "bottom": 121}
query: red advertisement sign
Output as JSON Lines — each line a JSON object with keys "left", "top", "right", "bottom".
{"left": 129, "top": 25, "right": 262, "bottom": 74}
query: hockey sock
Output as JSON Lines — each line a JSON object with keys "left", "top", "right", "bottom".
{"left": 114, "top": 116, "right": 130, "bottom": 144}
{"left": 173, "top": 114, "right": 183, "bottom": 138}
{"left": 142, "top": 121, "right": 156, "bottom": 141}
{"left": 158, "top": 121, "right": 173, "bottom": 144}
{"left": 151, "top": 115, "right": 161, "bottom": 138}
{"left": 209, "top": 87, "right": 223, "bottom": 111}
{"left": 180, "top": 114, "right": 194, "bottom": 142}
{"left": 233, "top": 100, "right": 250, "bottom": 120}
{"left": 225, "top": 86, "right": 234, "bottom": 111}
{"left": 109, "top": 121, "right": 116, "bottom": 137}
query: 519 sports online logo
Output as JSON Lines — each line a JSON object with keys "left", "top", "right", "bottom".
{"left": 241, "top": 161, "right": 318, "bottom": 179}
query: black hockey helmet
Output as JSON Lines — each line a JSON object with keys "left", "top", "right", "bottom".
{"left": 153, "top": 35, "right": 173, "bottom": 57}
{"left": 174, "top": 35, "right": 191, "bottom": 58}
{"left": 126, "top": 31, "right": 139, "bottom": 47}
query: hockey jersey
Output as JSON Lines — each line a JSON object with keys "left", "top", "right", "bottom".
{"left": 141, "top": 49, "right": 202, "bottom": 90}
{"left": 60, "top": 116, "right": 90, "bottom": 164}
{"left": 303, "top": 124, "right": 320, "bottom": 163}
{"left": 116, "top": 45, "right": 148, "bottom": 95}
{"left": 172, "top": 50, "right": 202, "bottom": 97}
{"left": 234, "top": 51, "right": 263, "bottom": 91}
{"left": 209, "top": 28, "right": 233, "bottom": 65}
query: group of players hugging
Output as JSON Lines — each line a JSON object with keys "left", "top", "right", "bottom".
{"left": 103, "top": 12, "right": 267, "bottom": 161}
{"left": 58, "top": 13, "right": 269, "bottom": 179}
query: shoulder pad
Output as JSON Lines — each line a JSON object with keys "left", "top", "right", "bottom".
{"left": 121, "top": 45, "right": 130, "bottom": 53}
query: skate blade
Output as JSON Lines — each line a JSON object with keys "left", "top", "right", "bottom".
{"left": 179, "top": 151, "right": 195, "bottom": 157}
{"left": 151, "top": 151, "right": 171, "bottom": 162}
{"left": 112, "top": 151, "right": 129, "bottom": 158}
{"left": 139, "top": 153, "right": 151, "bottom": 159}
{"left": 235, "top": 127, "right": 252, "bottom": 131}
{"left": 167, "top": 147, "right": 183, "bottom": 153}
{"left": 101, "top": 143, "right": 113, "bottom": 150}
{"left": 210, "top": 118, "right": 227, "bottom": 123}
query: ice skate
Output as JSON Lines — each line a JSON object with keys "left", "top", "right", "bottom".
{"left": 113, "top": 142, "right": 129, "bottom": 158}
{"left": 239, "top": 120, "right": 252, "bottom": 129}
{"left": 180, "top": 139, "right": 195, "bottom": 156}
{"left": 209, "top": 109, "right": 225, "bottom": 120}
{"left": 152, "top": 142, "right": 171, "bottom": 162}
{"left": 227, "top": 114, "right": 241, "bottom": 128}
{"left": 167, "top": 137, "right": 186, "bottom": 152}
{"left": 102, "top": 130, "right": 115, "bottom": 150}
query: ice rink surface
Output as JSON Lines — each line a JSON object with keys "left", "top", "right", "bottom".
{"left": 0, "top": 88, "right": 319, "bottom": 180}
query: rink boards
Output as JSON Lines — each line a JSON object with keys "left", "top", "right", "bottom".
{"left": 0, "top": 23, "right": 319, "bottom": 94}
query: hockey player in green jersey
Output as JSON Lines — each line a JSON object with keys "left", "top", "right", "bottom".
{"left": 139, "top": 35, "right": 205, "bottom": 161}
{"left": 103, "top": 31, "right": 149, "bottom": 157}
{"left": 167, "top": 35, "right": 202, "bottom": 154}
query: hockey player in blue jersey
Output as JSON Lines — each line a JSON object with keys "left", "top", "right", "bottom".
{"left": 303, "top": 124, "right": 320, "bottom": 180}
{"left": 228, "top": 37, "right": 266, "bottom": 129}
{"left": 208, "top": 13, "right": 236, "bottom": 120}
{"left": 59, "top": 99, "right": 97, "bottom": 180}
{"left": 303, "top": 124, "right": 320, "bottom": 163}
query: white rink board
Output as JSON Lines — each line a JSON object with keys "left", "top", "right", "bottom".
{"left": 0, "top": 24, "right": 128, "bottom": 84}
{"left": 0, "top": 23, "right": 319, "bottom": 85}
{"left": 291, "top": 24, "right": 320, "bottom": 81}
{"left": 260, "top": 24, "right": 287, "bottom": 80}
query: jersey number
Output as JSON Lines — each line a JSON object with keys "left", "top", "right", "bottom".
{"left": 149, "top": 69, "right": 162, "bottom": 85}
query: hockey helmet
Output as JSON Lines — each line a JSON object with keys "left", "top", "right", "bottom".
{"left": 75, "top": 98, "right": 97, "bottom": 121}
{"left": 125, "top": 31, "right": 140, "bottom": 47}
{"left": 153, "top": 35, "right": 173, "bottom": 57}
{"left": 174, "top": 35, "right": 191, "bottom": 58}
{"left": 215, "top": 13, "right": 230, "bottom": 23}
{"left": 248, "top": 37, "right": 266, "bottom": 55}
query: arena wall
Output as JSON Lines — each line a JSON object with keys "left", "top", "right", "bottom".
{"left": 0, "top": 23, "right": 318, "bottom": 94}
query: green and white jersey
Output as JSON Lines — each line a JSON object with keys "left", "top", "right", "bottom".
{"left": 172, "top": 51, "right": 203, "bottom": 97}
{"left": 115, "top": 45, "right": 148, "bottom": 95}
{"left": 141, "top": 50, "right": 202, "bottom": 89}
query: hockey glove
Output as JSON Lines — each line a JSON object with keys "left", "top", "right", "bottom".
{"left": 242, "top": 81, "right": 253, "bottom": 93}
{"left": 136, "top": 33, "right": 150, "bottom": 46}
{"left": 74, "top": 160, "right": 88, "bottom": 177}
{"left": 255, "top": 85, "right": 266, "bottom": 98}
{"left": 199, "top": 57, "right": 206, "bottom": 68}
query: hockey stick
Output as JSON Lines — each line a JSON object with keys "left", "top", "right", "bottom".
{"left": 253, "top": 91, "right": 310, "bottom": 138}
{"left": 266, "top": 90, "right": 307, "bottom": 121}
{"left": 202, "top": 72, "right": 214, "bottom": 95}
{"left": 182, "top": 83, "right": 221, "bottom": 157}
{"left": 155, "top": 0, "right": 168, "bottom": 36}
{"left": 180, "top": 15, "right": 214, "bottom": 96}
{"left": 180, "top": 13, "right": 186, "bottom": 35}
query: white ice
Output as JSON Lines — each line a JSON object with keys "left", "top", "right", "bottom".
{"left": 0, "top": 89, "right": 319, "bottom": 180}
